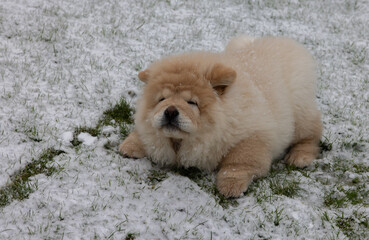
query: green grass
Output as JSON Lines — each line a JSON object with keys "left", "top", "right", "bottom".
{"left": 144, "top": 168, "right": 238, "bottom": 208}
{"left": 335, "top": 213, "right": 355, "bottom": 238}
{"left": 324, "top": 183, "right": 368, "bottom": 208}
{"left": 320, "top": 138, "right": 333, "bottom": 152}
{"left": 98, "top": 97, "right": 134, "bottom": 138}
{"left": 269, "top": 178, "right": 301, "bottom": 198}
{"left": 24, "top": 125, "right": 43, "bottom": 142}
{"left": 124, "top": 233, "right": 137, "bottom": 240}
{"left": 146, "top": 169, "right": 168, "bottom": 188}
{"left": 248, "top": 163, "right": 305, "bottom": 204}
{"left": 331, "top": 156, "right": 369, "bottom": 174}
{"left": 249, "top": 178, "right": 301, "bottom": 204}
{"left": 334, "top": 210, "right": 369, "bottom": 239}
{"left": 71, "top": 126, "right": 101, "bottom": 147}
{"left": 0, "top": 148, "right": 65, "bottom": 207}
{"left": 14, "top": 122, "right": 44, "bottom": 143}
{"left": 70, "top": 97, "right": 134, "bottom": 147}
{"left": 341, "top": 140, "right": 365, "bottom": 153}
{"left": 272, "top": 207, "right": 285, "bottom": 226}
{"left": 176, "top": 168, "right": 239, "bottom": 209}
{"left": 0, "top": 181, "right": 35, "bottom": 208}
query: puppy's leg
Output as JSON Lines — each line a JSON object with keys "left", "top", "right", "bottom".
{"left": 285, "top": 110, "right": 322, "bottom": 168}
{"left": 119, "top": 130, "right": 146, "bottom": 159}
{"left": 217, "top": 135, "right": 272, "bottom": 198}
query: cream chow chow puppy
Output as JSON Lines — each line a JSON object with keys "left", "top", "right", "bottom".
{"left": 120, "top": 36, "right": 322, "bottom": 197}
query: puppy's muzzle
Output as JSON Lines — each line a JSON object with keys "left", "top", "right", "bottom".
{"left": 162, "top": 106, "right": 180, "bottom": 129}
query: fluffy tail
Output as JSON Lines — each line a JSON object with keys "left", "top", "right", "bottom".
{"left": 225, "top": 36, "right": 256, "bottom": 52}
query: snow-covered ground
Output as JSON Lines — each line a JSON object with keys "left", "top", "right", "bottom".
{"left": 0, "top": 0, "right": 368, "bottom": 239}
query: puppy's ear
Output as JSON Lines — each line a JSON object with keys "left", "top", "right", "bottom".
{"left": 138, "top": 69, "right": 150, "bottom": 83}
{"left": 206, "top": 63, "right": 236, "bottom": 95}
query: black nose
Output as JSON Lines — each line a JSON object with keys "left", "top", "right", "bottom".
{"left": 164, "top": 106, "right": 179, "bottom": 122}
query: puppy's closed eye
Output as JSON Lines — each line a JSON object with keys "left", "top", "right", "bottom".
{"left": 187, "top": 100, "right": 198, "bottom": 106}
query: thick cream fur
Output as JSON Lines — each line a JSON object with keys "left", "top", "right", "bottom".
{"left": 120, "top": 36, "right": 322, "bottom": 197}
{"left": 225, "top": 35, "right": 255, "bottom": 52}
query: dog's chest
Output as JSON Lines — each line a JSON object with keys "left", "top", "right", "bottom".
{"left": 170, "top": 138, "right": 182, "bottom": 154}
{"left": 170, "top": 139, "right": 224, "bottom": 171}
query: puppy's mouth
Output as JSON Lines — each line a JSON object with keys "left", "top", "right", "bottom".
{"left": 161, "top": 117, "right": 185, "bottom": 133}
{"left": 160, "top": 105, "right": 186, "bottom": 133}
{"left": 162, "top": 121, "right": 182, "bottom": 131}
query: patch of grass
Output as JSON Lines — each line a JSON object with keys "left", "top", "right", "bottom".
{"left": 331, "top": 156, "right": 369, "bottom": 174}
{"left": 283, "top": 164, "right": 311, "bottom": 178}
{"left": 324, "top": 191, "right": 348, "bottom": 209}
{"left": 134, "top": 62, "right": 143, "bottom": 72}
{"left": 176, "top": 168, "right": 238, "bottom": 209}
{"left": 248, "top": 179, "right": 272, "bottom": 204}
{"left": 324, "top": 183, "right": 368, "bottom": 208}
{"left": 356, "top": 211, "right": 369, "bottom": 229}
{"left": 248, "top": 166, "right": 304, "bottom": 204}
{"left": 146, "top": 169, "right": 168, "bottom": 188}
{"left": 0, "top": 181, "right": 35, "bottom": 208}
{"left": 343, "top": 41, "right": 367, "bottom": 66}
{"left": 126, "top": 169, "right": 142, "bottom": 183}
{"left": 334, "top": 210, "right": 369, "bottom": 239}
{"left": 320, "top": 138, "right": 333, "bottom": 152}
{"left": 269, "top": 178, "right": 301, "bottom": 198}
{"left": 272, "top": 207, "right": 285, "bottom": 226}
{"left": 70, "top": 97, "right": 134, "bottom": 147}
{"left": 103, "top": 140, "right": 118, "bottom": 151}
{"left": 71, "top": 126, "right": 100, "bottom": 147}
{"left": 0, "top": 148, "right": 65, "bottom": 207}
{"left": 24, "top": 125, "right": 43, "bottom": 142}
{"left": 335, "top": 212, "right": 355, "bottom": 238}
{"left": 341, "top": 140, "right": 365, "bottom": 153}
{"left": 11, "top": 148, "right": 65, "bottom": 181}
{"left": 125, "top": 233, "right": 137, "bottom": 240}
{"left": 98, "top": 97, "right": 134, "bottom": 138}
{"left": 15, "top": 123, "right": 43, "bottom": 142}
{"left": 143, "top": 168, "right": 239, "bottom": 208}
{"left": 264, "top": 164, "right": 303, "bottom": 198}
{"left": 321, "top": 211, "right": 331, "bottom": 222}
{"left": 351, "top": 50, "right": 366, "bottom": 66}
{"left": 352, "top": 163, "right": 369, "bottom": 174}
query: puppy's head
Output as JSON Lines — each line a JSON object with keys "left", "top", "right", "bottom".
{"left": 137, "top": 54, "right": 236, "bottom": 139}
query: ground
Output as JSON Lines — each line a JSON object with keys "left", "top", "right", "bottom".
{"left": 0, "top": 0, "right": 368, "bottom": 239}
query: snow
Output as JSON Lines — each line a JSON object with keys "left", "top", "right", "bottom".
{"left": 0, "top": 0, "right": 368, "bottom": 239}
{"left": 78, "top": 132, "right": 97, "bottom": 146}
{"left": 61, "top": 131, "right": 73, "bottom": 142}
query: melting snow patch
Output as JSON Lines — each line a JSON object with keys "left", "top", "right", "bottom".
{"left": 102, "top": 125, "right": 115, "bottom": 134}
{"left": 61, "top": 131, "right": 73, "bottom": 142}
{"left": 78, "top": 132, "right": 97, "bottom": 145}
{"left": 0, "top": 175, "right": 9, "bottom": 187}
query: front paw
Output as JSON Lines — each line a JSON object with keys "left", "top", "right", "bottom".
{"left": 119, "top": 138, "right": 145, "bottom": 159}
{"left": 216, "top": 170, "right": 253, "bottom": 198}
{"left": 284, "top": 142, "right": 319, "bottom": 168}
